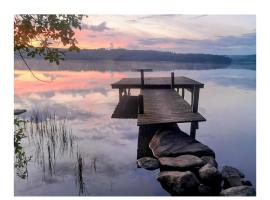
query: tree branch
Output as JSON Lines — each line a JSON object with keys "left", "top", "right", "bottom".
{"left": 18, "top": 50, "right": 52, "bottom": 83}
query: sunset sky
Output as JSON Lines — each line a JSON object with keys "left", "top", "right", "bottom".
{"left": 71, "top": 15, "right": 256, "bottom": 55}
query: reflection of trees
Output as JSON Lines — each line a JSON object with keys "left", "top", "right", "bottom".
{"left": 14, "top": 117, "right": 32, "bottom": 179}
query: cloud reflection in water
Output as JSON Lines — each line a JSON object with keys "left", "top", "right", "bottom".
{"left": 14, "top": 67, "right": 255, "bottom": 195}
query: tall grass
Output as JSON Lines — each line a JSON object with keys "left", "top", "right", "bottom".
{"left": 23, "top": 109, "right": 90, "bottom": 195}
{"left": 26, "top": 110, "right": 75, "bottom": 178}
{"left": 75, "top": 150, "right": 89, "bottom": 195}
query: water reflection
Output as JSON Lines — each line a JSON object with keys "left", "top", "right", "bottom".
{"left": 14, "top": 67, "right": 256, "bottom": 195}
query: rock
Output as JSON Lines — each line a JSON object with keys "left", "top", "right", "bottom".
{"left": 14, "top": 109, "right": 27, "bottom": 115}
{"left": 221, "top": 166, "right": 245, "bottom": 179}
{"left": 221, "top": 166, "right": 248, "bottom": 189}
{"left": 157, "top": 171, "right": 199, "bottom": 195}
{"left": 198, "top": 184, "right": 219, "bottom": 196}
{"left": 223, "top": 177, "right": 253, "bottom": 189}
{"left": 159, "top": 155, "right": 204, "bottom": 171}
{"left": 220, "top": 186, "right": 256, "bottom": 196}
{"left": 198, "top": 164, "right": 222, "bottom": 186}
{"left": 241, "top": 178, "right": 252, "bottom": 186}
{"left": 201, "top": 156, "right": 218, "bottom": 168}
{"left": 223, "top": 176, "right": 243, "bottom": 189}
{"left": 149, "top": 129, "right": 215, "bottom": 158}
{"left": 137, "top": 157, "right": 159, "bottom": 170}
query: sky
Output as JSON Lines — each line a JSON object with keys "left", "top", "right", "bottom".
{"left": 70, "top": 15, "right": 256, "bottom": 55}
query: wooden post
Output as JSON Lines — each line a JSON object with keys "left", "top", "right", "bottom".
{"left": 182, "top": 88, "right": 185, "bottom": 98}
{"left": 190, "top": 122, "right": 197, "bottom": 138}
{"left": 171, "top": 72, "right": 174, "bottom": 90}
{"left": 192, "top": 87, "right": 200, "bottom": 113}
{"left": 191, "top": 87, "right": 194, "bottom": 107}
{"left": 133, "top": 68, "right": 152, "bottom": 88}
{"left": 140, "top": 70, "right": 144, "bottom": 88}
{"left": 138, "top": 94, "right": 144, "bottom": 114}
{"left": 119, "top": 89, "right": 123, "bottom": 102}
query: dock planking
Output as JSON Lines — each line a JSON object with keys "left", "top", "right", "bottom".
{"left": 137, "top": 89, "right": 206, "bottom": 126}
{"left": 111, "top": 74, "right": 206, "bottom": 134}
{"left": 111, "top": 76, "right": 204, "bottom": 89}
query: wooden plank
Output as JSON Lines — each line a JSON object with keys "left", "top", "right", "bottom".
{"left": 111, "top": 76, "right": 204, "bottom": 89}
{"left": 137, "top": 89, "right": 206, "bottom": 126}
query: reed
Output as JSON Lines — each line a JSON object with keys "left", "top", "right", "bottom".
{"left": 26, "top": 110, "right": 75, "bottom": 178}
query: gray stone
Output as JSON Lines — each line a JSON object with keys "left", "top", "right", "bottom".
{"left": 159, "top": 155, "right": 204, "bottom": 170}
{"left": 198, "top": 184, "right": 219, "bottom": 196}
{"left": 157, "top": 171, "right": 199, "bottom": 195}
{"left": 241, "top": 179, "right": 252, "bottom": 186}
{"left": 221, "top": 166, "right": 245, "bottom": 179}
{"left": 149, "top": 129, "right": 215, "bottom": 158}
{"left": 198, "top": 164, "right": 222, "bottom": 186}
{"left": 223, "top": 177, "right": 253, "bottom": 189}
{"left": 14, "top": 109, "right": 27, "bottom": 115}
{"left": 220, "top": 186, "right": 256, "bottom": 196}
{"left": 137, "top": 157, "right": 159, "bottom": 170}
{"left": 201, "top": 156, "right": 218, "bottom": 168}
{"left": 221, "top": 166, "right": 249, "bottom": 189}
{"left": 223, "top": 176, "right": 243, "bottom": 189}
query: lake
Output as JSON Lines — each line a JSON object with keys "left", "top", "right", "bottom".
{"left": 14, "top": 60, "right": 256, "bottom": 196}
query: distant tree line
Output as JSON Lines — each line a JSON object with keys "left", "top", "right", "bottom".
{"left": 50, "top": 49, "right": 232, "bottom": 64}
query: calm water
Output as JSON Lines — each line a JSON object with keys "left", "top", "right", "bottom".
{"left": 14, "top": 61, "right": 256, "bottom": 196}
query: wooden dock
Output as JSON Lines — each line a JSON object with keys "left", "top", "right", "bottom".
{"left": 112, "top": 76, "right": 204, "bottom": 89}
{"left": 137, "top": 89, "right": 205, "bottom": 126}
{"left": 111, "top": 70, "right": 205, "bottom": 136}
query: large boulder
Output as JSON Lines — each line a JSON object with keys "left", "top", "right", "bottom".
{"left": 221, "top": 166, "right": 245, "bottom": 179}
{"left": 137, "top": 157, "right": 159, "bottom": 170}
{"left": 221, "top": 166, "right": 250, "bottom": 189}
{"left": 220, "top": 186, "right": 256, "bottom": 196}
{"left": 198, "top": 164, "right": 222, "bottom": 187}
{"left": 201, "top": 156, "right": 218, "bottom": 168}
{"left": 223, "top": 177, "right": 253, "bottom": 189}
{"left": 157, "top": 171, "right": 199, "bottom": 195}
{"left": 198, "top": 184, "right": 219, "bottom": 196}
{"left": 149, "top": 129, "right": 215, "bottom": 158}
{"left": 159, "top": 155, "right": 204, "bottom": 171}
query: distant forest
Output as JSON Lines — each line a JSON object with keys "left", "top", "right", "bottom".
{"left": 61, "top": 49, "right": 232, "bottom": 64}
{"left": 16, "top": 49, "right": 256, "bottom": 71}
{"left": 228, "top": 54, "right": 256, "bottom": 64}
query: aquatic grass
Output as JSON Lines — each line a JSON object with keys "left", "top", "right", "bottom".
{"left": 75, "top": 151, "right": 88, "bottom": 196}
{"left": 21, "top": 109, "right": 89, "bottom": 195}
{"left": 25, "top": 110, "right": 76, "bottom": 178}
{"left": 90, "top": 157, "right": 97, "bottom": 174}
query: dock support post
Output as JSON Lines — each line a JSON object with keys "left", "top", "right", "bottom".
{"left": 171, "top": 72, "right": 175, "bottom": 90}
{"left": 138, "top": 94, "right": 144, "bottom": 114}
{"left": 190, "top": 122, "right": 197, "bottom": 138}
{"left": 140, "top": 70, "right": 144, "bottom": 88}
{"left": 119, "top": 89, "right": 123, "bottom": 102}
{"left": 191, "top": 86, "right": 200, "bottom": 113}
{"left": 182, "top": 88, "right": 185, "bottom": 98}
